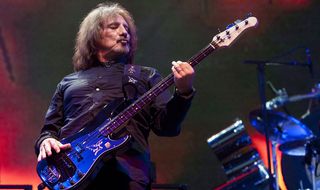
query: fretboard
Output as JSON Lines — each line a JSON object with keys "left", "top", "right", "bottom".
{"left": 100, "top": 42, "right": 217, "bottom": 135}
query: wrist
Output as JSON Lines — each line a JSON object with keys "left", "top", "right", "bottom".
{"left": 175, "top": 87, "right": 196, "bottom": 99}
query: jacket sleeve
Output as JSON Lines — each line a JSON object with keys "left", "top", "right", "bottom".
{"left": 147, "top": 68, "right": 194, "bottom": 136}
{"left": 34, "top": 82, "right": 65, "bottom": 155}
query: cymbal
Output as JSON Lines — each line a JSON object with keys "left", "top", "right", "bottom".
{"left": 249, "top": 109, "right": 314, "bottom": 144}
{"left": 279, "top": 139, "right": 312, "bottom": 156}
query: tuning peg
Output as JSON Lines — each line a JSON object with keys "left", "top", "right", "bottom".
{"left": 233, "top": 20, "right": 242, "bottom": 30}
{"left": 245, "top": 12, "right": 253, "bottom": 18}
{"left": 227, "top": 19, "right": 242, "bottom": 30}
{"left": 234, "top": 19, "right": 242, "bottom": 24}
{"left": 226, "top": 23, "right": 235, "bottom": 29}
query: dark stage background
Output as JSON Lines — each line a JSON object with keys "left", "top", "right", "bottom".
{"left": 1, "top": 0, "right": 320, "bottom": 189}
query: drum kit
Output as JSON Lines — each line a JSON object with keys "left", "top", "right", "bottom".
{"left": 208, "top": 47, "right": 320, "bottom": 189}
{"left": 208, "top": 83, "right": 320, "bottom": 190}
{"left": 248, "top": 83, "right": 320, "bottom": 190}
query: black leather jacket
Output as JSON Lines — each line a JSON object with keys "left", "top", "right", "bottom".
{"left": 35, "top": 62, "right": 194, "bottom": 185}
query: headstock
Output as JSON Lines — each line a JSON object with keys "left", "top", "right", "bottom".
{"left": 211, "top": 16, "right": 258, "bottom": 48}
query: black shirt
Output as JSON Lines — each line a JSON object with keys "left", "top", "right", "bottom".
{"left": 35, "top": 62, "right": 194, "bottom": 185}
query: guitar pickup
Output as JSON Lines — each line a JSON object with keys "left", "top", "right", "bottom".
{"left": 75, "top": 145, "right": 84, "bottom": 153}
{"left": 73, "top": 145, "right": 84, "bottom": 161}
{"left": 75, "top": 152, "right": 83, "bottom": 162}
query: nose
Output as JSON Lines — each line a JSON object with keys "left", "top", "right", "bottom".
{"left": 119, "top": 25, "right": 129, "bottom": 38}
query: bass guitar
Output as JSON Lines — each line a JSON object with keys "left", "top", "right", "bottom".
{"left": 37, "top": 16, "right": 258, "bottom": 190}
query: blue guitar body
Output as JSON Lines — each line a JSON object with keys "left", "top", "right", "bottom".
{"left": 37, "top": 99, "right": 131, "bottom": 190}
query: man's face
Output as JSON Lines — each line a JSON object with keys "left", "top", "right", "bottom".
{"left": 97, "top": 14, "right": 131, "bottom": 59}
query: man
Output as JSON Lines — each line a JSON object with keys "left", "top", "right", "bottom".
{"left": 35, "top": 2, "right": 195, "bottom": 190}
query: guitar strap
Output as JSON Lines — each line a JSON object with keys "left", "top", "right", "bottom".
{"left": 121, "top": 64, "right": 149, "bottom": 154}
{"left": 122, "top": 64, "right": 142, "bottom": 100}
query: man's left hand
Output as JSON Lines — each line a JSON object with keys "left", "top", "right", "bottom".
{"left": 171, "top": 60, "right": 195, "bottom": 94}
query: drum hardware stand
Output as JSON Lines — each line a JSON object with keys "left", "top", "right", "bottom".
{"left": 243, "top": 61, "right": 275, "bottom": 190}
{"left": 310, "top": 155, "right": 317, "bottom": 190}
{"left": 271, "top": 141, "right": 280, "bottom": 190}
{"left": 306, "top": 149, "right": 318, "bottom": 190}
{"left": 244, "top": 56, "right": 313, "bottom": 190}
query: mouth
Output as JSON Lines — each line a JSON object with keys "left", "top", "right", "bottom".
{"left": 117, "top": 39, "right": 129, "bottom": 45}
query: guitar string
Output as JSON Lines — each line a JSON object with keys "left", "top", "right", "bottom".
{"left": 48, "top": 22, "right": 251, "bottom": 189}
{"left": 65, "top": 30, "right": 226, "bottom": 158}
{"left": 64, "top": 20, "right": 247, "bottom": 159}
{"left": 43, "top": 20, "right": 252, "bottom": 188}
{"left": 65, "top": 42, "right": 217, "bottom": 158}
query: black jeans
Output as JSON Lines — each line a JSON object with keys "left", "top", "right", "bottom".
{"left": 83, "top": 159, "right": 151, "bottom": 190}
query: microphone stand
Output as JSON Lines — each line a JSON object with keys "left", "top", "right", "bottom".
{"left": 256, "top": 62, "right": 276, "bottom": 190}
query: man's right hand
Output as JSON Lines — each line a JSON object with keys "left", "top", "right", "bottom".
{"left": 37, "top": 137, "right": 71, "bottom": 162}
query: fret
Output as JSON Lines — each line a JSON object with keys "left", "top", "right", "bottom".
{"left": 101, "top": 44, "right": 217, "bottom": 135}
{"left": 37, "top": 16, "right": 258, "bottom": 190}
{"left": 100, "top": 16, "right": 258, "bottom": 135}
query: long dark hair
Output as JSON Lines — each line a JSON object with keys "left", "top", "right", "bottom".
{"left": 72, "top": 2, "right": 137, "bottom": 71}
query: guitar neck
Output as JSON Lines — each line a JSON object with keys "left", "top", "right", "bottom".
{"left": 100, "top": 42, "right": 217, "bottom": 135}
{"left": 98, "top": 15, "right": 260, "bottom": 134}
{"left": 37, "top": 16, "right": 258, "bottom": 190}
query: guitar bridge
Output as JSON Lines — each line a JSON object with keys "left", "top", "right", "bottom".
{"left": 38, "top": 152, "right": 77, "bottom": 186}
{"left": 40, "top": 164, "right": 60, "bottom": 184}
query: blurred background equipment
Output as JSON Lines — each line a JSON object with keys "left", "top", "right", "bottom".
{"left": 207, "top": 119, "right": 269, "bottom": 190}
{"left": 280, "top": 82, "right": 320, "bottom": 189}
{"left": 265, "top": 82, "right": 320, "bottom": 190}
{"left": 249, "top": 109, "right": 314, "bottom": 145}
{"left": 249, "top": 109, "right": 315, "bottom": 190}
{"left": 304, "top": 136, "right": 320, "bottom": 190}
{"left": 242, "top": 43, "right": 316, "bottom": 190}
